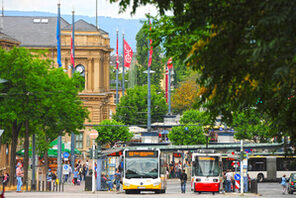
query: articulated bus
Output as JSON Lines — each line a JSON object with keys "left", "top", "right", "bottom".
{"left": 122, "top": 148, "right": 167, "bottom": 194}
{"left": 222, "top": 153, "right": 296, "bottom": 182}
{"left": 191, "top": 152, "right": 223, "bottom": 194}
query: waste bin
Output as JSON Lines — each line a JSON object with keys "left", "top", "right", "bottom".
{"left": 85, "top": 176, "right": 92, "bottom": 191}
{"left": 250, "top": 179, "right": 258, "bottom": 194}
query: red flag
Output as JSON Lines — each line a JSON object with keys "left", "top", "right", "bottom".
{"left": 167, "top": 57, "right": 173, "bottom": 70}
{"left": 148, "top": 21, "right": 153, "bottom": 67}
{"left": 116, "top": 32, "right": 119, "bottom": 70}
{"left": 124, "top": 39, "right": 133, "bottom": 68}
{"left": 70, "top": 27, "right": 74, "bottom": 66}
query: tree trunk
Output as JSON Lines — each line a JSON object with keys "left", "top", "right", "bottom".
{"left": 23, "top": 120, "right": 29, "bottom": 189}
{"left": 9, "top": 120, "right": 22, "bottom": 186}
{"left": 44, "top": 135, "right": 49, "bottom": 183}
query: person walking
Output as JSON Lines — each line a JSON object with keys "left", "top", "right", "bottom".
{"left": 180, "top": 169, "right": 187, "bottom": 193}
{"left": 281, "top": 174, "right": 287, "bottom": 195}
{"left": 73, "top": 168, "right": 78, "bottom": 185}
{"left": 115, "top": 169, "right": 121, "bottom": 192}
{"left": 16, "top": 164, "right": 24, "bottom": 192}
{"left": 1, "top": 172, "right": 9, "bottom": 198}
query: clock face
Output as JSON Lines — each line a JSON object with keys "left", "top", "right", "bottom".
{"left": 75, "top": 65, "right": 85, "bottom": 77}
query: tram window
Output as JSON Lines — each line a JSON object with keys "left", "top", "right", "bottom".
{"left": 248, "top": 158, "right": 266, "bottom": 171}
{"left": 276, "top": 158, "right": 296, "bottom": 171}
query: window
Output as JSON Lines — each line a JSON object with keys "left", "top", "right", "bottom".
{"left": 75, "top": 133, "right": 83, "bottom": 149}
{"left": 248, "top": 158, "right": 266, "bottom": 171}
{"left": 114, "top": 94, "right": 117, "bottom": 104}
{"left": 276, "top": 158, "right": 296, "bottom": 171}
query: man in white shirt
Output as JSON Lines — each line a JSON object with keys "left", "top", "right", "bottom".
{"left": 225, "top": 169, "right": 233, "bottom": 192}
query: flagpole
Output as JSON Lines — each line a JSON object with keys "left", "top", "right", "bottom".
{"left": 116, "top": 29, "right": 119, "bottom": 104}
{"left": 168, "top": 68, "right": 172, "bottom": 115}
{"left": 57, "top": 0, "right": 63, "bottom": 185}
{"left": 70, "top": 8, "right": 75, "bottom": 174}
{"left": 147, "top": 19, "right": 151, "bottom": 132}
{"left": 122, "top": 32, "right": 125, "bottom": 96}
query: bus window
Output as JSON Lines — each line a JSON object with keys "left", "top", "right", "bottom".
{"left": 276, "top": 158, "right": 296, "bottom": 171}
{"left": 248, "top": 158, "right": 266, "bottom": 171}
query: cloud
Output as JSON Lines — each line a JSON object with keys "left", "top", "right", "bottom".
{"left": 4, "top": 0, "right": 159, "bottom": 19}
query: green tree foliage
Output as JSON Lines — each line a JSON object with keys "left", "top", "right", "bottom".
{"left": 168, "top": 109, "right": 210, "bottom": 145}
{"left": 109, "top": 0, "right": 296, "bottom": 145}
{"left": 135, "top": 23, "right": 163, "bottom": 89}
{"left": 0, "top": 47, "right": 88, "bottom": 183}
{"left": 94, "top": 119, "right": 133, "bottom": 147}
{"left": 180, "top": 109, "right": 211, "bottom": 126}
{"left": 113, "top": 85, "right": 167, "bottom": 126}
{"left": 232, "top": 109, "right": 273, "bottom": 143}
{"left": 168, "top": 125, "right": 206, "bottom": 145}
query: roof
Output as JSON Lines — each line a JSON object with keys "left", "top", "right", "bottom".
{"left": 2, "top": 16, "right": 69, "bottom": 47}
{"left": 1, "top": 16, "right": 108, "bottom": 47}
{"left": 63, "top": 19, "right": 108, "bottom": 35}
{"left": 0, "top": 31, "right": 20, "bottom": 44}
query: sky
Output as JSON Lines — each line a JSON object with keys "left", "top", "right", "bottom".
{"left": 3, "top": 0, "right": 159, "bottom": 19}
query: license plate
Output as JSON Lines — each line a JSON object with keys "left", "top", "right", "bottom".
{"left": 138, "top": 187, "right": 146, "bottom": 189}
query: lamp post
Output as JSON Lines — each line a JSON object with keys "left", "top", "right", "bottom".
{"left": 143, "top": 70, "right": 155, "bottom": 132}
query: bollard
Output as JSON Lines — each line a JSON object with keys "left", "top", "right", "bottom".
{"left": 42, "top": 181, "right": 44, "bottom": 192}
{"left": 38, "top": 181, "right": 41, "bottom": 192}
{"left": 59, "top": 183, "right": 61, "bottom": 192}
{"left": 62, "top": 182, "right": 64, "bottom": 192}
{"left": 56, "top": 182, "right": 58, "bottom": 191}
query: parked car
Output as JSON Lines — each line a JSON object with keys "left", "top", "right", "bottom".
{"left": 288, "top": 173, "right": 296, "bottom": 194}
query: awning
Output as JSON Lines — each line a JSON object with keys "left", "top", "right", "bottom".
{"left": 161, "top": 130, "right": 169, "bottom": 135}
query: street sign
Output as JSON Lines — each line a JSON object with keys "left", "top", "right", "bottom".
{"left": 63, "top": 152, "right": 69, "bottom": 159}
{"left": 63, "top": 164, "right": 69, "bottom": 174}
{"left": 0, "top": 129, "right": 4, "bottom": 137}
{"left": 234, "top": 173, "right": 241, "bottom": 181}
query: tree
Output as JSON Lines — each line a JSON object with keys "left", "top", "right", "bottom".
{"left": 231, "top": 109, "right": 274, "bottom": 143}
{"left": 168, "top": 125, "right": 206, "bottom": 145}
{"left": 180, "top": 109, "right": 211, "bottom": 126}
{"left": 94, "top": 119, "right": 133, "bottom": 147}
{"left": 113, "top": 85, "right": 168, "bottom": 126}
{"left": 168, "top": 109, "right": 210, "bottom": 145}
{"left": 0, "top": 47, "right": 88, "bottom": 184}
{"left": 171, "top": 79, "right": 199, "bottom": 114}
{"left": 109, "top": 0, "right": 296, "bottom": 146}
{"left": 135, "top": 23, "right": 163, "bottom": 89}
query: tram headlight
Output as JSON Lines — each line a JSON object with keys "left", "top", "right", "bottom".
{"left": 195, "top": 178, "right": 201, "bottom": 182}
{"left": 124, "top": 182, "right": 130, "bottom": 187}
{"left": 213, "top": 179, "right": 218, "bottom": 182}
{"left": 153, "top": 181, "right": 161, "bottom": 186}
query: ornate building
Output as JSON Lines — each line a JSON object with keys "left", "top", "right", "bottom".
{"left": 1, "top": 16, "right": 113, "bottom": 154}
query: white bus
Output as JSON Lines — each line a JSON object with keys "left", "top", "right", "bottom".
{"left": 222, "top": 154, "right": 296, "bottom": 182}
{"left": 122, "top": 148, "right": 167, "bottom": 194}
{"left": 191, "top": 152, "right": 223, "bottom": 194}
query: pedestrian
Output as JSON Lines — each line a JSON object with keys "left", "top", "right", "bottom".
{"left": 68, "top": 165, "right": 72, "bottom": 184}
{"left": 1, "top": 172, "right": 9, "bottom": 198}
{"left": 225, "top": 169, "right": 233, "bottom": 192}
{"left": 82, "top": 164, "right": 87, "bottom": 181}
{"left": 46, "top": 169, "right": 53, "bottom": 191}
{"left": 115, "top": 169, "right": 121, "bottom": 191}
{"left": 180, "top": 169, "right": 187, "bottom": 193}
{"left": 16, "top": 163, "right": 24, "bottom": 192}
{"left": 73, "top": 168, "right": 78, "bottom": 185}
{"left": 281, "top": 174, "right": 287, "bottom": 195}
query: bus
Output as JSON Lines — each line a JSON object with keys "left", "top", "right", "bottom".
{"left": 122, "top": 148, "right": 167, "bottom": 194}
{"left": 191, "top": 152, "right": 222, "bottom": 194}
{"left": 222, "top": 153, "right": 296, "bottom": 182}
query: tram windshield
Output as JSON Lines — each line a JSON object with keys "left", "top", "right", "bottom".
{"left": 194, "top": 156, "right": 220, "bottom": 177}
{"left": 125, "top": 158, "right": 158, "bottom": 179}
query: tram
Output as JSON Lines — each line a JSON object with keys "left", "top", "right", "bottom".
{"left": 191, "top": 152, "right": 222, "bottom": 194}
{"left": 122, "top": 148, "right": 167, "bottom": 194}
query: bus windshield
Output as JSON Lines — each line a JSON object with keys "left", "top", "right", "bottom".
{"left": 194, "top": 156, "right": 219, "bottom": 177}
{"left": 125, "top": 157, "right": 158, "bottom": 179}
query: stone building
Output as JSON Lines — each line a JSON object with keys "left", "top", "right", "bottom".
{"left": 1, "top": 16, "right": 113, "bottom": 155}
